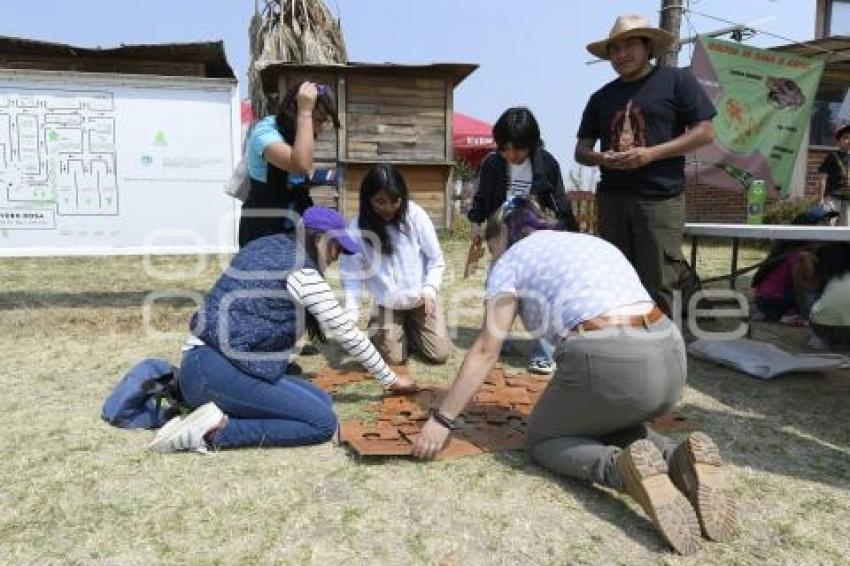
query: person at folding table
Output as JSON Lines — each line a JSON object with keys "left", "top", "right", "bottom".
{"left": 412, "top": 201, "right": 736, "bottom": 556}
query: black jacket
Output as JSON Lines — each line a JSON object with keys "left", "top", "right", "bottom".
{"left": 466, "top": 148, "right": 578, "bottom": 231}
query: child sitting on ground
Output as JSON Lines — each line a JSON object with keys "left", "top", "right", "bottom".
{"left": 751, "top": 207, "right": 836, "bottom": 322}
{"left": 752, "top": 243, "right": 819, "bottom": 322}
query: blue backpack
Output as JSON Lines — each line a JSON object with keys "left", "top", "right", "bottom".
{"left": 101, "top": 359, "right": 184, "bottom": 429}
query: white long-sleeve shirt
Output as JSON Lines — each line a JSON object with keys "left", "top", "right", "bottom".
{"left": 340, "top": 201, "right": 445, "bottom": 316}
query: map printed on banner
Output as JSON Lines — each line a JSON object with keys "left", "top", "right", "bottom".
{"left": 686, "top": 36, "right": 825, "bottom": 197}
{"left": 0, "top": 88, "right": 118, "bottom": 231}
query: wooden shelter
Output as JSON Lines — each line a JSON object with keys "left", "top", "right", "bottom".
{"left": 0, "top": 35, "right": 234, "bottom": 79}
{"left": 259, "top": 61, "right": 478, "bottom": 227}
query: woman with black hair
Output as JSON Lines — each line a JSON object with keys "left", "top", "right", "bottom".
{"left": 240, "top": 81, "right": 341, "bottom": 247}
{"left": 340, "top": 163, "right": 450, "bottom": 365}
{"left": 810, "top": 242, "right": 850, "bottom": 348}
{"left": 148, "top": 207, "right": 416, "bottom": 454}
{"left": 467, "top": 107, "right": 578, "bottom": 236}
{"left": 467, "top": 107, "right": 578, "bottom": 374}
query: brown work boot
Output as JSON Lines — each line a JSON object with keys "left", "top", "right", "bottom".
{"left": 669, "top": 432, "right": 737, "bottom": 542}
{"left": 618, "top": 439, "right": 702, "bottom": 555}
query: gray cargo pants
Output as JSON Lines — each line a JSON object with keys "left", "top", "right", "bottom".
{"left": 596, "top": 191, "right": 697, "bottom": 318}
{"left": 526, "top": 318, "right": 687, "bottom": 490}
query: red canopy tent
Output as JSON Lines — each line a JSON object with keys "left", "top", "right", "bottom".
{"left": 453, "top": 112, "right": 496, "bottom": 167}
{"left": 241, "top": 99, "right": 255, "bottom": 124}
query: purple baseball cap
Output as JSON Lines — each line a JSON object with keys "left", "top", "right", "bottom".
{"left": 302, "top": 207, "right": 362, "bottom": 255}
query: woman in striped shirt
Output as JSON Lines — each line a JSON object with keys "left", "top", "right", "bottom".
{"left": 149, "top": 207, "right": 416, "bottom": 453}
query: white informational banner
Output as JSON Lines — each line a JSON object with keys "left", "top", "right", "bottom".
{"left": 0, "top": 69, "right": 241, "bottom": 256}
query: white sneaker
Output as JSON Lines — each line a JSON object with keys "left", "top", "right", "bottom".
{"left": 528, "top": 357, "right": 556, "bottom": 375}
{"left": 148, "top": 402, "right": 227, "bottom": 454}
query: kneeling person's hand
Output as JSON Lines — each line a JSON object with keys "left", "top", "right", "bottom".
{"left": 387, "top": 373, "right": 418, "bottom": 394}
{"left": 412, "top": 417, "right": 451, "bottom": 460}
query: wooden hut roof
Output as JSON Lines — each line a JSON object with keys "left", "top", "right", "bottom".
{"left": 0, "top": 35, "right": 235, "bottom": 79}
{"left": 258, "top": 61, "right": 478, "bottom": 94}
{"left": 771, "top": 36, "right": 850, "bottom": 81}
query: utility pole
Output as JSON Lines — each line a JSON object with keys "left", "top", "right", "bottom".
{"left": 659, "top": 0, "right": 684, "bottom": 67}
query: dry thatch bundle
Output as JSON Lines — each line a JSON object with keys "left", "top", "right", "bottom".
{"left": 249, "top": 0, "right": 347, "bottom": 117}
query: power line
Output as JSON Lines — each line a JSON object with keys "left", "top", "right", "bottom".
{"left": 685, "top": 7, "right": 836, "bottom": 56}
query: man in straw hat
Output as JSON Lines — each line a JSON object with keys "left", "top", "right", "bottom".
{"left": 817, "top": 123, "right": 850, "bottom": 226}
{"left": 576, "top": 14, "right": 716, "bottom": 318}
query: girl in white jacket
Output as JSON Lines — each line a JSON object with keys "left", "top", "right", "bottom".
{"left": 341, "top": 163, "right": 450, "bottom": 365}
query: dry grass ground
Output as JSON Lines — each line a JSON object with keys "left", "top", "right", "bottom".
{"left": 1, "top": 236, "right": 848, "bottom": 565}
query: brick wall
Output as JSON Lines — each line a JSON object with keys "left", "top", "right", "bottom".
{"left": 805, "top": 147, "right": 830, "bottom": 198}
{"left": 685, "top": 146, "right": 829, "bottom": 222}
{"left": 685, "top": 184, "right": 750, "bottom": 223}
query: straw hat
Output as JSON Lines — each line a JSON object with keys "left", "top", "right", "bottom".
{"left": 586, "top": 14, "right": 676, "bottom": 60}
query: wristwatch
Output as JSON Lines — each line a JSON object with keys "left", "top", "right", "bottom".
{"left": 429, "top": 408, "right": 457, "bottom": 430}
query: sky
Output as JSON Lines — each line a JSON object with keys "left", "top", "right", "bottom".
{"left": 0, "top": 0, "right": 817, "bottom": 181}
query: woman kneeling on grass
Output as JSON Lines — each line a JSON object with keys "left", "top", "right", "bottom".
{"left": 340, "top": 163, "right": 450, "bottom": 365}
{"left": 411, "top": 201, "right": 737, "bottom": 555}
{"left": 148, "top": 207, "right": 416, "bottom": 454}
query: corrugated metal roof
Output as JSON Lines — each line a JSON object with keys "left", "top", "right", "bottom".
{"left": 0, "top": 35, "right": 235, "bottom": 79}
{"left": 771, "top": 36, "right": 850, "bottom": 60}
{"left": 258, "top": 61, "right": 478, "bottom": 93}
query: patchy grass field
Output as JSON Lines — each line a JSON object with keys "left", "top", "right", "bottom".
{"left": 1, "top": 235, "right": 848, "bottom": 565}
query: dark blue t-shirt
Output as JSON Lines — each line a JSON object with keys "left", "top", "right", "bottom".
{"left": 577, "top": 65, "right": 716, "bottom": 198}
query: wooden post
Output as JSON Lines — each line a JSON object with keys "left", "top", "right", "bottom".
{"left": 444, "top": 77, "right": 454, "bottom": 229}
{"left": 337, "top": 73, "right": 347, "bottom": 214}
{"left": 659, "top": 0, "right": 683, "bottom": 67}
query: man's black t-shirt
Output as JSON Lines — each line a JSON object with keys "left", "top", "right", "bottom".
{"left": 577, "top": 65, "right": 716, "bottom": 198}
{"left": 818, "top": 151, "right": 850, "bottom": 198}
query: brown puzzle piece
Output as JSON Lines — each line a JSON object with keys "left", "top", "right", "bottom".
{"left": 339, "top": 421, "right": 412, "bottom": 456}
{"left": 333, "top": 366, "right": 700, "bottom": 460}
{"left": 309, "top": 364, "right": 409, "bottom": 393}
{"left": 647, "top": 412, "right": 700, "bottom": 433}
{"left": 402, "top": 432, "right": 484, "bottom": 460}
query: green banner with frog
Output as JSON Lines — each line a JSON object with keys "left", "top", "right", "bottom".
{"left": 687, "top": 36, "right": 824, "bottom": 197}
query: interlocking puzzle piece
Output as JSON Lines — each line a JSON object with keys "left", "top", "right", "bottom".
{"left": 473, "top": 390, "right": 503, "bottom": 404}
{"left": 339, "top": 368, "right": 703, "bottom": 461}
{"left": 648, "top": 412, "right": 700, "bottom": 433}
{"left": 402, "top": 431, "right": 484, "bottom": 459}
{"left": 310, "top": 365, "right": 409, "bottom": 393}
{"left": 501, "top": 386, "right": 532, "bottom": 405}
{"left": 339, "top": 421, "right": 412, "bottom": 456}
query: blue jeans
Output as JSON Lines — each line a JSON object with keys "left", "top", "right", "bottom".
{"left": 178, "top": 346, "right": 337, "bottom": 449}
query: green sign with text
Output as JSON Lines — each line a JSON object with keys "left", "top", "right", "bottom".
{"left": 688, "top": 36, "right": 824, "bottom": 197}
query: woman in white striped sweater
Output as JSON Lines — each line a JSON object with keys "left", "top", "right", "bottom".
{"left": 148, "top": 207, "right": 416, "bottom": 453}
